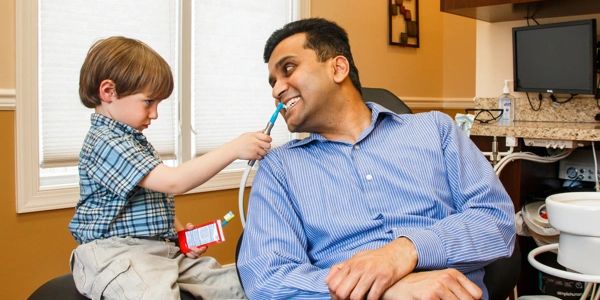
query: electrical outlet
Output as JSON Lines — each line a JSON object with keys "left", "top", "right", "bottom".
{"left": 523, "top": 138, "right": 576, "bottom": 149}
{"left": 505, "top": 136, "right": 518, "bottom": 147}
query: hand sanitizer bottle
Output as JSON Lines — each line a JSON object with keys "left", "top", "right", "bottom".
{"left": 498, "top": 80, "right": 515, "bottom": 125}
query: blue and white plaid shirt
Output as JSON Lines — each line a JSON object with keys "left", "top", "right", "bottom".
{"left": 238, "top": 103, "right": 516, "bottom": 300}
{"left": 69, "top": 113, "right": 175, "bottom": 244}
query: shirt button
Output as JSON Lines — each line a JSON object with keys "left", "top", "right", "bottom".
{"left": 365, "top": 174, "right": 373, "bottom": 181}
{"left": 354, "top": 145, "right": 360, "bottom": 150}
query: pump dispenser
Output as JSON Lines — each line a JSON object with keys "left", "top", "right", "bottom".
{"left": 498, "top": 80, "right": 515, "bottom": 125}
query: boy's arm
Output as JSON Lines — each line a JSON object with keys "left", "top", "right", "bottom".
{"left": 140, "top": 132, "right": 271, "bottom": 194}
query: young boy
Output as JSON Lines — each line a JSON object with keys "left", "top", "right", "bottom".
{"left": 68, "top": 36, "right": 270, "bottom": 300}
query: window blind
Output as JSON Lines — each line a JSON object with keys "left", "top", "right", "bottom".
{"left": 192, "top": 0, "right": 292, "bottom": 160}
{"left": 39, "top": 0, "right": 179, "bottom": 167}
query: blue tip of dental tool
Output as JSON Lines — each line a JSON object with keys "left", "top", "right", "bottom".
{"left": 269, "top": 102, "right": 285, "bottom": 124}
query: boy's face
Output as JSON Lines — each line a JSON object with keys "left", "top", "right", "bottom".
{"left": 107, "top": 92, "right": 161, "bottom": 131}
{"left": 267, "top": 33, "right": 337, "bottom": 133}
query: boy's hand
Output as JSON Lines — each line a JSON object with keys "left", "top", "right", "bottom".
{"left": 183, "top": 222, "right": 208, "bottom": 259}
{"left": 231, "top": 132, "right": 272, "bottom": 160}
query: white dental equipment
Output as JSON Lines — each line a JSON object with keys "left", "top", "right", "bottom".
{"left": 239, "top": 102, "right": 285, "bottom": 227}
{"left": 528, "top": 192, "right": 600, "bottom": 300}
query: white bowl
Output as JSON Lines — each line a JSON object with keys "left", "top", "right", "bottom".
{"left": 546, "top": 192, "right": 600, "bottom": 237}
{"left": 546, "top": 192, "right": 600, "bottom": 275}
{"left": 556, "top": 233, "right": 600, "bottom": 275}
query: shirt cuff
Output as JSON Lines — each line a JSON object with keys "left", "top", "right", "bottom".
{"left": 392, "top": 227, "right": 447, "bottom": 270}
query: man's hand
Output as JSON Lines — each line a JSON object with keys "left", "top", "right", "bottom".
{"left": 326, "top": 238, "right": 418, "bottom": 300}
{"left": 382, "top": 269, "right": 483, "bottom": 300}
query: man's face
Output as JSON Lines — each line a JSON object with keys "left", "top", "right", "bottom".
{"left": 267, "top": 33, "right": 335, "bottom": 133}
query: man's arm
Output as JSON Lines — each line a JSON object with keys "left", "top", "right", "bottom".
{"left": 326, "top": 237, "right": 417, "bottom": 300}
{"left": 327, "top": 112, "right": 515, "bottom": 300}
{"left": 393, "top": 112, "right": 516, "bottom": 271}
{"left": 237, "top": 154, "right": 331, "bottom": 299}
{"left": 382, "top": 269, "right": 482, "bottom": 300}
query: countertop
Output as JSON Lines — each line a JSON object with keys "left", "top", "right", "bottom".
{"left": 470, "top": 96, "right": 600, "bottom": 141}
{"left": 471, "top": 121, "right": 600, "bottom": 141}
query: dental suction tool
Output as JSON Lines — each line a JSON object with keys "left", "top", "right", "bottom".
{"left": 247, "top": 102, "right": 285, "bottom": 166}
{"left": 239, "top": 102, "right": 285, "bottom": 228}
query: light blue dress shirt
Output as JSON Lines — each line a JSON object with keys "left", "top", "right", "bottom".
{"left": 238, "top": 103, "right": 516, "bottom": 300}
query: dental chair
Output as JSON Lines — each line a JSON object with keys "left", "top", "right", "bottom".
{"left": 360, "top": 87, "right": 412, "bottom": 114}
{"left": 28, "top": 274, "right": 88, "bottom": 300}
{"left": 29, "top": 273, "right": 196, "bottom": 300}
{"left": 484, "top": 242, "right": 521, "bottom": 300}
{"left": 235, "top": 87, "right": 521, "bottom": 300}
{"left": 28, "top": 273, "right": 196, "bottom": 300}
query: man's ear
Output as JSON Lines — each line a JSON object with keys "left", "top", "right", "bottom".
{"left": 331, "top": 56, "right": 350, "bottom": 84}
{"left": 99, "top": 79, "right": 116, "bottom": 103}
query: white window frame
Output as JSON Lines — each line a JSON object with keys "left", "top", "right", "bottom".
{"left": 16, "top": 0, "right": 310, "bottom": 213}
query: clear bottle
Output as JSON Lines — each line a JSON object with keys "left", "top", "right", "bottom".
{"left": 498, "top": 80, "right": 515, "bottom": 125}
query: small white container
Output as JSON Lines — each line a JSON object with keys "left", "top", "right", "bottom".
{"left": 545, "top": 192, "right": 600, "bottom": 275}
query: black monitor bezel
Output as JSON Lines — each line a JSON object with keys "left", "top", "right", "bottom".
{"left": 512, "top": 19, "right": 597, "bottom": 95}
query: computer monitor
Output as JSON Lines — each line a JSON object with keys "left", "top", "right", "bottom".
{"left": 513, "top": 19, "right": 597, "bottom": 95}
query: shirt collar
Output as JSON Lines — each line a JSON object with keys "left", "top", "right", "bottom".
{"left": 91, "top": 113, "right": 143, "bottom": 138}
{"left": 288, "top": 102, "right": 401, "bottom": 148}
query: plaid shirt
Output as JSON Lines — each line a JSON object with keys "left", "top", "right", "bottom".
{"left": 69, "top": 113, "right": 176, "bottom": 244}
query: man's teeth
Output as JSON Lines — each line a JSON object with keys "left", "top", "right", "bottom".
{"left": 286, "top": 97, "right": 300, "bottom": 109}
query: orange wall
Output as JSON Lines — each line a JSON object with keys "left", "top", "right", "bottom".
{"left": 0, "top": 1, "right": 475, "bottom": 298}
{"left": 442, "top": 13, "right": 476, "bottom": 98}
{"left": 0, "top": 0, "right": 15, "bottom": 88}
{"left": 311, "top": 0, "right": 476, "bottom": 99}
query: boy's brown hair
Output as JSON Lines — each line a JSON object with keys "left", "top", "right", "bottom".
{"left": 79, "top": 36, "right": 174, "bottom": 108}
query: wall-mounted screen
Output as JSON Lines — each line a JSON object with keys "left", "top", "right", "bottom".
{"left": 513, "top": 19, "right": 597, "bottom": 95}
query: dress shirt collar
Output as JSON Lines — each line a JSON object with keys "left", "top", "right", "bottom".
{"left": 288, "top": 102, "right": 401, "bottom": 148}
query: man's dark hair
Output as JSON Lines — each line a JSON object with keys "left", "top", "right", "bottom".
{"left": 264, "top": 18, "right": 362, "bottom": 93}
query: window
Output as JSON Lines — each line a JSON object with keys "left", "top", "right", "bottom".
{"left": 16, "top": 0, "right": 310, "bottom": 213}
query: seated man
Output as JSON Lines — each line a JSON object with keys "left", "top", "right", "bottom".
{"left": 238, "top": 18, "right": 515, "bottom": 300}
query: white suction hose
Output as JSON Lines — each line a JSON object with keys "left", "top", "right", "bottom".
{"left": 528, "top": 244, "right": 600, "bottom": 284}
{"left": 239, "top": 102, "right": 286, "bottom": 228}
{"left": 494, "top": 148, "right": 573, "bottom": 176}
{"left": 239, "top": 164, "right": 253, "bottom": 228}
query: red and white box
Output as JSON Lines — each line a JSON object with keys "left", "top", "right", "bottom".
{"left": 177, "top": 220, "right": 225, "bottom": 254}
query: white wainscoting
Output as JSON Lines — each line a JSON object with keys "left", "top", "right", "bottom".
{"left": 0, "top": 88, "right": 16, "bottom": 110}
{"left": 402, "top": 96, "right": 475, "bottom": 110}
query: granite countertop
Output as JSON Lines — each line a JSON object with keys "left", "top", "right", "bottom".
{"left": 470, "top": 96, "right": 600, "bottom": 141}
{"left": 471, "top": 121, "right": 600, "bottom": 141}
